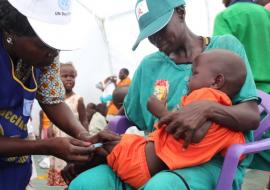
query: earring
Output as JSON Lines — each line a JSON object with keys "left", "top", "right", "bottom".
{"left": 6, "top": 37, "right": 13, "bottom": 45}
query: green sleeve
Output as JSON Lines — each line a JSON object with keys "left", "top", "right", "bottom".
{"left": 123, "top": 63, "right": 147, "bottom": 130}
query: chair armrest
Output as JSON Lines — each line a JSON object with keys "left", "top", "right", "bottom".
{"left": 107, "top": 116, "right": 134, "bottom": 134}
{"left": 215, "top": 138, "right": 270, "bottom": 190}
{"left": 254, "top": 90, "right": 270, "bottom": 140}
{"left": 257, "top": 90, "right": 270, "bottom": 113}
{"left": 254, "top": 115, "right": 270, "bottom": 140}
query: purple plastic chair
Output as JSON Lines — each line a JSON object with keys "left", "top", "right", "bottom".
{"left": 254, "top": 90, "right": 270, "bottom": 140}
{"left": 107, "top": 89, "right": 270, "bottom": 190}
{"left": 215, "top": 89, "right": 270, "bottom": 190}
{"left": 107, "top": 115, "right": 134, "bottom": 134}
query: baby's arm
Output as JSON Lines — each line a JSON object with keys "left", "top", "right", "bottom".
{"left": 147, "top": 95, "right": 212, "bottom": 144}
{"left": 147, "top": 95, "right": 169, "bottom": 118}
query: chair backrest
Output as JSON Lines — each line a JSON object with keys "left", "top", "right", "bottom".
{"left": 107, "top": 115, "right": 134, "bottom": 134}
{"left": 254, "top": 90, "right": 270, "bottom": 140}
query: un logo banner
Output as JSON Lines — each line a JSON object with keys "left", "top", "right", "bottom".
{"left": 58, "top": 0, "right": 71, "bottom": 11}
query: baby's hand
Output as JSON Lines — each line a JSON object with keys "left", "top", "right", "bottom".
{"left": 147, "top": 95, "right": 169, "bottom": 119}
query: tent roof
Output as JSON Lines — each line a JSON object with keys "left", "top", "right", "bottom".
{"left": 78, "top": 0, "right": 136, "bottom": 20}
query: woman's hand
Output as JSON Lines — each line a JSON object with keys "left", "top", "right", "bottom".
{"left": 47, "top": 137, "right": 93, "bottom": 163}
{"left": 158, "top": 100, "right": 212, "bottom": 149}
{"left": 61, "top": 130, "right": 121, "bottom": 185}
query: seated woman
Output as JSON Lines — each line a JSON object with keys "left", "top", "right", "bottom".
{"left": 65, "top": 49, "right": 248, "bottom": 189}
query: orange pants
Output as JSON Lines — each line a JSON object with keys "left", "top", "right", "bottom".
{"left": 107, "top": 125, "right": 245, "bottom": 188}
{"left": 107, "top": 134, "right": 150, "bottom": 189}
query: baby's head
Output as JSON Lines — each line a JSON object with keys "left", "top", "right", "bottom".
{"left": 60, "top": 62, "right": 77, "bottom": 93}
{"left": 112, "top": 86, "right": 129, "bottom": 109}
{"left": 188, "top": 49, "right": 246, "bottom": 98}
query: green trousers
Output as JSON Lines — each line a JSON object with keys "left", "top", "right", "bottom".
{"left": 69, "top": 159, "right": 245, "bottom": 190}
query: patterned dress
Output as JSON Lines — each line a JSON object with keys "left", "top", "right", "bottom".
{"left": 12, "top": 56, "right": 64, "bottom": 104}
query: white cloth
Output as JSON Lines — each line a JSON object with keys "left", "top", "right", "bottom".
{"left": 88, "top": 112, "right": 107, "bottom": 136}
{"left": 125, "top": 126, "right": 145, "bottom": 137}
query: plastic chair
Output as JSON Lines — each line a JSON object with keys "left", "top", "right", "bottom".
{"left": 254, "top": 90, "right": 270, "bottom": 140}
{"left": 107, "top": 115, "right": 134, "bottom": 134}
{"left": 215, "top": 89, "right": 270, "bottom": 190}
{"left": 107, "top": 89, "right": 270, "bottom": 190}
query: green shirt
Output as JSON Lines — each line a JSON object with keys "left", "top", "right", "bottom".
{"left": 213, "top": 3, "right": 270, "bottom": 93}
{"left": 124, "top": 34, "right": 258, "bottom": 189}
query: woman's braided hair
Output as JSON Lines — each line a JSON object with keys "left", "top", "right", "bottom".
{"left": 0, "top": 0, "right": 36, "bottom": 36}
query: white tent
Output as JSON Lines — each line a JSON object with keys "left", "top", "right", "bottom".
{"left": 31, "top": 0, "right": 225, "bottom": 130}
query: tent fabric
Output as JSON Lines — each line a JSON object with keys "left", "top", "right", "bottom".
{"left": 31, "top": 0, "right": 225, "bottom": 132}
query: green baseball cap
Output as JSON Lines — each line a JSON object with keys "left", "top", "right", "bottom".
{"left": 132, "top": 0, "right": 185, "bottom": 51}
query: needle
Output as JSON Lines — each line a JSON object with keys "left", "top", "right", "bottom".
{"left": 89, "top": 141, "right": 120, "bottom": 150}
{"left": 90, "top": 143, "right": 103, "bottom": 149}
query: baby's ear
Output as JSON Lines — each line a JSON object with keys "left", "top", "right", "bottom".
{"left": 211, "top": 73, "right": 225, "bottom": 89}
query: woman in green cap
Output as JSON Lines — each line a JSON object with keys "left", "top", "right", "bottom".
{"left": 66, "top": 0, "right": 259, "bottom": 189}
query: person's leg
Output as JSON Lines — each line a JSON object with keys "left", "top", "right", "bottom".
{"left": 140, "top": 160, "right": 221, "bottom": 190}
{"left": 69, "top": 164, "right": 133, "bottom": 190}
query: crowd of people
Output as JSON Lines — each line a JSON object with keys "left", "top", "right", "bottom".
{"left": 0, "top": 0, "right": 269, "bottom": 190}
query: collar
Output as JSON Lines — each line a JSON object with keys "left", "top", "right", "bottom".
{"left": 229, "top": 0, "right": 254, "bottom": 6}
